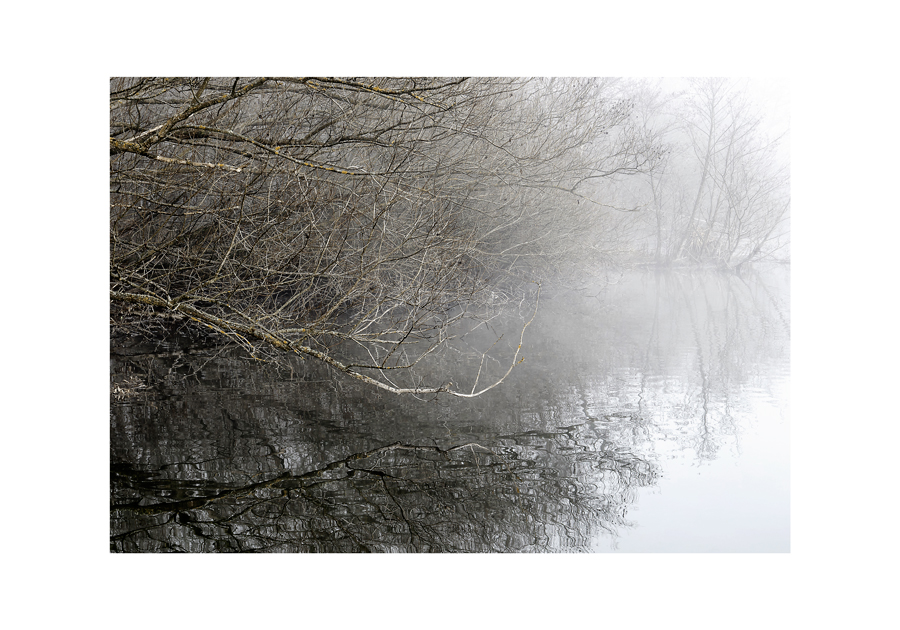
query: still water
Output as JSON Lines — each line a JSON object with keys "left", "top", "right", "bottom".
{"left": 110, "top": 267, "right": 789, "bottom": 552}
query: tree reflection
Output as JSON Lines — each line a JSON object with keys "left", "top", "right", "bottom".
{"left": 111, "top": 435, "right": 656, "bottom": 552}
{"left": 529, "top": 267, "right": 790, "bottom": 464}
{"left": 110, "top": 267, "right": 787, "bottom": 552}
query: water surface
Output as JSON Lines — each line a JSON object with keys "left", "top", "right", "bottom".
{"left": 110, "top": 267, "right": 789, "bottom": 552}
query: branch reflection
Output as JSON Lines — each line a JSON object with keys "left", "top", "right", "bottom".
{"left": 110, "top": 267, "right": 788, "bottom": 552}
{"left": 112, "top": 434, "right": 656, "bottom": 552}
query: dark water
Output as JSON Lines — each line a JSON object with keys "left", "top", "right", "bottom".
{"left": 110, "top": 267, "right": 789, "bottom": 552}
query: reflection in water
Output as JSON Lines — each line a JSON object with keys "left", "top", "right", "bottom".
{"left": 112, "top": 436, "right": 656, "bottom": 552}
{"left": 110, "top": 267, "right": 789, "bottom": 552}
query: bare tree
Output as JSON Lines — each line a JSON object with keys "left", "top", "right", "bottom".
{"left": 619, "top": 78, "right": 790, "bottom": 268}
{"left": 110, "top": 77, "right": 654, "bottom": 395}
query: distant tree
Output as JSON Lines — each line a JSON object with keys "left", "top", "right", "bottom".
{"left": 622, "top": 78, "right": 790, "bottom": 267}
{"left": 110, "top": 77, "right": 656, "bottom": 395}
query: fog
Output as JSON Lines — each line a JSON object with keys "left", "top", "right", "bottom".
{"left": 108, "top": 77, "right": 790, "bottom": 554}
